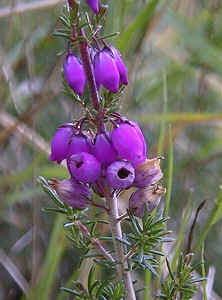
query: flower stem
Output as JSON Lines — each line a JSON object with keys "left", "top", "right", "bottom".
{"left": 79, "top": 29, "right": 100, "bottom": 112}
{"left": 77, "top": 221, "right": 114, "bottom": 262}
{"left": 107, "top": 194, "right": 136, "bottom": 300}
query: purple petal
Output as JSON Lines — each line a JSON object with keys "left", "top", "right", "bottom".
{"left": 67, "top": 152, "right": 101, "bottom": 183}
{"left": 64, "top": 55, "right": 86, "bottom": 95}
{"left": 94, "top": 49, "right": 120, "bottom": 93}
{"left": 106, "top": 160, "right": 135, "bottom": 190}
{"left": 49, "top": 124, "right": 74, "bottom": 164}
{"left": 110, "top": 46, "right": 128, "bottom": 85}
{"left": 93, "top": 132, "right": 117, "bottom": 166}
{"left": 67, "top": 134, "right": 91, "bottom": 158}
{"left": 111, "top": 121, "right": 147, "bottom": 167}
{"left": 86, "top": 0, "right": 99, "bottom": 14}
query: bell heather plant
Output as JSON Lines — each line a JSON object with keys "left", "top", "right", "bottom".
{"left": 38, "top": 1, "right": 206, "bottom": 299}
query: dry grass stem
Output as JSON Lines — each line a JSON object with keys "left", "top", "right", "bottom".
{"left": 0, "top": 0, "right": 65, "bottom": 19}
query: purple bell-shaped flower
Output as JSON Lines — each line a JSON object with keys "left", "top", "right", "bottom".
{"left": 49, "top": 123, "right": 74, "bottom": 164}
{"left": 86, "top": 0, "right": 99, "bottom": 14}
{"left": 67, "top": 152, "right": 101, "bottom": 183}
{"left": 106, "top": 160, "right": 135, "bottom": 190}
{"left": 94, "top": 48, "right": 120, "bottom": 93}
{"left": 111, "top": 121, "right": 147, "bottom": 167}
{"left": 49, "top": 124, "right": 91, "bottom": 164}
{"left": 93, "top": 132, "right": 117, "bottom": 166}
{"left": 63, "top": 54, "right": 86, "bottom": 95}
{"left": 110, "top": 46, "right": 128, "bottom": 85}
{"left": 129, "top": 184, "right": 166, "bottom": 217}
{"left": 49, "top": 178, "right": 91, "bottom": 209}
{"left": 67, "top": 134, "right": 91, "bottom": 159}
{"left": 134, "top": 158, "right": 163, "bottom": 188}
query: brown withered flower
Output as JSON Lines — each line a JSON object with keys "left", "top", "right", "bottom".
{"left": 129, "top": 184, "right": 166, "bottom": 217}
{"left": 133, "top": 157, "right": 163, "bottom": 188}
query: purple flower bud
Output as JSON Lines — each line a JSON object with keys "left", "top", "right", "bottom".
{"left": 92, "top": 176, "right": 112, "bottom": 197}
{"left": 86, "top": 0, "right": 99, "bottom": 14}
{"left": 67, "top": 152, "right": 101, "bottom": 183}
{"left": 63, "top": 54, "right": 86, "bottom": 95}
{"left": 106, "top": 160, "right": 135, "bottom": 190}
{"left": 93, "top": 132, "right": 117, "bottom": 166}
{"left": 129, "top": 184, "right": 166, "bottom": 217}
{"left": 50, "top": 178, "right": 91, "bottom": 209}
{"left": 110, "top": 46, "right": 128, "bottom": 85}
{"left": 67, "top": 134, "right": 91, "bottom": 159}
{"left": 134, "top": 158, "right": 163, "bottom": 188}
{"left": 49, "top": 123, "right": 74, "bottom": 164}
{"left": 94, "top": 48, "right": 120, "bottom": 93}
{"left": 111, "top": 121, "right": 147, "bottom": 167}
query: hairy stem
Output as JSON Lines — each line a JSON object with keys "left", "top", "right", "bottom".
{"left": 107, "top": 194, "right": 136, "bottom": 300}
{"left": 77, "top": 221, "right": 114, "bottom": 262}
{"left": 79, "top": 29, "right": 100, "bottom": 112}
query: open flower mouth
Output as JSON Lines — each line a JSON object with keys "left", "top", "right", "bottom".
{"left": 118, "top": 167, "right": 131, "bottom": 179}
{"left": 106, "top": 160, "right": 135, "bottom": 189}
{"left": 75, "top": 161, "right": 83, "bottom": 168}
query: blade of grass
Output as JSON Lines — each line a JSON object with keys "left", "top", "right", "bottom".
{"left": 144, "top": 268, "right": 151, "bottom": 300}
{"left": 29, "top": 214, "right": 66, "bottom": 300}
{"left": 155, "top": 99, "right": 172, "bottom": 294}
{"left": 164, "top": 125, "right": 173, "bottom": 217}
{"left": 201, "top": 244, "right": 208, "bottom": 300}
{"left": 135, "top": 113, "right": 222, "bottom": 124}
{"left": 157, "top": 70, "right": 168, "bottom": 155}
{"left": 116, "top": 0, "right": 159, "bottom": 54}
{"left": 193, "top": 189, "right": 222, "bottom": 253}
{"left": 0, "top": 249, "right": 30, "bottom": 296}
{"left": 171, "top": 193, "right": 193, "bottom": 271}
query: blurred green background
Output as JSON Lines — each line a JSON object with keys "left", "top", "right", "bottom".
{"left": 1, "top": 0, "right": 222, "bottom": 299}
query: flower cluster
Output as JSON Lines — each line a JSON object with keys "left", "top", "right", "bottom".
{"left": 49, "top": 118, "right": 165, "bottom": 216}
{"left": 48, "top": 0, "right": 165, "bottom": 217}
{"left": 63, "top": 45, "right": 128, "bottom": 95}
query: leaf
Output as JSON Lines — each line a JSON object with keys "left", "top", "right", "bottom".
{"left": 60, "top": 287, "right": 80, "bottom": 296}
{"left": 29, "top": 215, "right": 66, "bottom": 299}
{"left": 117, "top": 0, "right": 160, "bottom": 54}
{"left": 194, "top": 189, "right": 222, "bottom": 252}
{"left": 166, "top": 258, "right": 175, "bottom": 282}
{"left": 88, "top": 265, "right": 96, "bottom": 293}
{"left": 42, "top": 207, "right": 67, "bottom": 214}
{"left": 41, "top": 182, "right": 64, "bottom": 208}
{"left": 164, "top": 126, "right": 173, "bottom": 217}
{"left": 144, "top": 261, "right": 158, "bottom": 277}
{"left": 116, "top": 237, "right": 131, "bottom": 246}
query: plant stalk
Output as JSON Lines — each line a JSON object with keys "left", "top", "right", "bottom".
{"left": 79, "top": 29, "right": 100, "bottom": 112}
{"left": 107, "top": 194, "right": 136, "bottom": 300}
{"left": 77, "top": 221, "right": 114, "bottom": 262}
